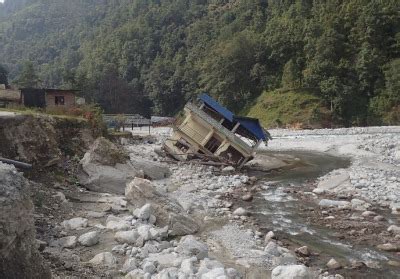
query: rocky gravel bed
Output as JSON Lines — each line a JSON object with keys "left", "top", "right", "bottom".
{"left": 266, "top": 127, "right": 400, "bottom": 214}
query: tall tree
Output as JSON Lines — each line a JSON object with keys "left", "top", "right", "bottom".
{"left": 14, "top": 61, "right": 41, "bottom": 88}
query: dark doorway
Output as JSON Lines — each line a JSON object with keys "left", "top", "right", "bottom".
{"left": 204, "top": 135, "right": 222, "bottom": 154}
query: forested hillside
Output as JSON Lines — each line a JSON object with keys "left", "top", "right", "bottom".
{"left": 0, "top": 0, "right": 399, "bottom": 126}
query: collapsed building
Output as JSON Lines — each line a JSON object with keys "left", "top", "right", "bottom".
{"left": 163, "top": 94, "right": 271, "bottom": 168}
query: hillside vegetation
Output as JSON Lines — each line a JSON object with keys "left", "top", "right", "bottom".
{"left": 246, "top": 89, "right": 331, "bottom": 128}
{"left": 0, "top": 0, "right": 399, "bottom": 126}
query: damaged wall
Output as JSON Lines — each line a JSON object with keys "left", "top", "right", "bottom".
{"left": 0, "top": 163, "right": 51, "bottom": 278}
{"left": 0, "top": 113, "right": 95, "bottom": 167}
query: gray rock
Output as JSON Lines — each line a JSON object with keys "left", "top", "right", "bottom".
{"left": 106, "top": 216, "right": 131, "bottom": 231}
{"left": 318, "top": 199, "right": 350, "bottom": 208}
{"left": 176, "top": 235, "right": 208, "bottom": 260}
{"left": 50, "top": 236, "right": 77, "bottom": 249}
{"left": 153, "top": 267, "right": 179, "bottom": 279}
{"left": 201, "top": 267, "right": 226, "bottom": 279}
{"left": 125, "top": 178, "right": 199, "bottom": 236}
{"left": 180, "top": 258, "right": 196, "bottom": 274}
{"left": 377, "top": 243, "right": 400, "bottom": 252}
{"left": 125, "top": 269, "right": 145, "bottom": 279}
{"left": 374, "top": 215, "right": 385, "bottom": 222}
{"left": 351, "top": 199, "right": 371, "bottom": 211}
{"left": 388, "top": 225, "right": 400, "bottom": 235}
{"left": 241, "top": 194, "right": 253, "bottom": 201}
{"left": 233, "top": 207, "right": 247, "bottom": 216}
{"left": 264, "top": 231, "right": 275, "bottom": 243}
{"left": 326, "top": 258, "right": 341, "bottom": 269}
{"left": 112, "top": 245, "right": 126, "bottom": 255}
{"left": 79, "top": 138, "right": 170, "bottom": 194}
{"left": 122, "top": 258, "right": 137, "bottom": 273}
{"left": 361, "top": 211, "right": 376, "bottom": 217}
{"left": 138, "top": 224, "right": 152, "bottom": 241}
{"left": 317, "top": 172, "right": 350, "bottom": 191}
{"left": 61, "top": 217, "right": 88, "bottom": 230}
{"left": 89, "top": 252, "right": 117, "bottom": 267}
{"left": 137, "top": 204, "right": 153, "bottom": 220}
{"left": 142, "top": 261, "right": 156, "bottom": 274}
{"left": 78, "top": 231, "right": 99, "bottom": 247}
{"left": 221, "top": 166, "right": 235, "bottom": 173}
{"left": 115, "top": 230, "right": 140, "bottom": 244}
{"left": 226, "top": 267, "right": 240, "bottom": 279}
{"left": 271, "top": 265, "right": 312, "bottom": 279}
{"left": 149, "top": 214, "right": 157, "bottom": 225}
{"left": 264, "top": 241, "right": 281, "bottom": 256}
{"left": 295, "top": 246, "right": 310, "bottom": 257}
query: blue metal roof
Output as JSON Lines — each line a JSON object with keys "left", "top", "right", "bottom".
{"left": 234, "top": 116, "right": 267, "bottom": 141}
{"left": 199, "top": 93, "right": 234, "bottom": 122}
{"left": 198, "top": 93, "right": 267, "bottom": 141}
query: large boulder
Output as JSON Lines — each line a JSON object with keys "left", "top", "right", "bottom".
{"left": 125, "top": 178, "right": 199, "bottom": 236}
{"left": 176, "top": 235, "right": 208, "bottom": 260}
{"left": 79, "top": 137, "right": 170, "bottom": 194}
{"left": 0, "top": 163, "right": 51, "bottom": 278}
{"left": 271, "top": 265, "right": 312, "bottom": 279}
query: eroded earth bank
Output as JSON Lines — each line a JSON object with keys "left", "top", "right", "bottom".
{"left": 1, "top": 114, "right": 399, "bottom": 279}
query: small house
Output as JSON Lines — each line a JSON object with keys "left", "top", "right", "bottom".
{"left": 20, "top": 88, "right": 78, "bottom": 108}
{"left": 44, "top": 89, "right": 77, "bottom": 108}
{"left": 0, "top": 84, "right": 21, "bottom": 108}
{"left": 163, "top": 94, "right": 271, "bottom": 168}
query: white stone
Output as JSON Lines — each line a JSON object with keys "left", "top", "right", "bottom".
{"left": 264, "top": 231, "right": 275, "bottom": 243}
{"left": 61, "top": 217, "right": 88, "bottom": 230}
{"left": 312, "top": 188, "right": 325, "bottom": 194}
{"left": 125, "top": 269, "right": 145, "bottom": 279}
{"left": 388, "top": 225, "right": 400, "bottom": 235}
{"left": 50, "top": 236, "right": 77, "bottom": 249}
{"left": 177, "top": 235, "right": 208, "bottom": 260}
{"left": 149, "top": 214, "right": 157, "bottom": 224}
{"left": 142, "top": 261, "right": 156, "bottom": 274}
{"left": 180, "top": 258, "right": 196, "bottom": 274}
{"left": 264, "top": 241, "right": 281, "bottom": 256}
{"left": 233, "top": 207, "right": 247, "bottom": 216}
{"left": 351, "top": 199, "right": 371, "bottom": 211}
{"left": 271, "top": 264, "right": 312, "bottom": 279}
{"left": 201, "top": 267, "right": 226, "bottom": 279}
{"left": 89, "top": 252, "right": 117, "bottom": 267}
{"left": 221, "top": 166, "right": 235, "bottom": 173}
{"left": 226, "top": 268, "right": 240, "bottom": 279}
{"left": 122, "top": 258, "right": 137, "bottom": 273}
{"left": 318, "top": 199, "right": 350, "bottom": 208}
{"left": 326, "top": 258, "right": 341, "bottom": 269}
{"left": 115, "top": 230, "right": 140, "bottom": 244}
{"left": 138, "top": 204, "right": 152, "bottom": 220}
{"left": 138, "top": 224, "right": 152, "bottom": 241}
{"left": 78, "top": 231, "right": 99, "bottom": 247}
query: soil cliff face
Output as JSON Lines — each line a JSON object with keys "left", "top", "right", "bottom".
{"left": 0, "top": 163, "right": 51, "bottom": 279}
{"left": 0, "top": 113, "right": 94, "bottom": 166}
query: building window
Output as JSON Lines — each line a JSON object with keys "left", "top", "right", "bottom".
{"left": 175, "top": 138, "right": 190, "bottom": 153}
{"left": 55, "top": 96, "right": 65, "bottom": 105}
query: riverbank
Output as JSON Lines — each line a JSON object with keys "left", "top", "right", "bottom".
{"left": 3, "top": 124, "right": 399, "bottom": 278}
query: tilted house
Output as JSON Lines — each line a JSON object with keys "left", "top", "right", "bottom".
{"left": 164, "top": 94, "right": 271, "bottom": 168}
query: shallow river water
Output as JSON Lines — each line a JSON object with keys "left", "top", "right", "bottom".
{"left": 248, "top": 151, "right": 399, "bottom": 279}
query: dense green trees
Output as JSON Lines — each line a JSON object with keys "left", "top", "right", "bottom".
{"left": 0, "top": 64, "right": 8, "bottom": 86}
{"left": 14, "top": 61, "right": 41, "bottom": 88}
{"left": 0, "top": 0, "right": 398, "bottom": 125}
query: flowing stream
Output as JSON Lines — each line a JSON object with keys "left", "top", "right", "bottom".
{"left": 247, "top": 151, "right": 399, "bottom": 278}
